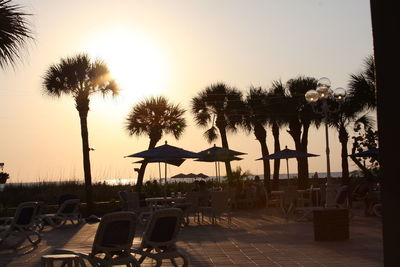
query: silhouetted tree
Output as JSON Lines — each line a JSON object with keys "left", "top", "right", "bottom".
{"left": 242, "top": 86, "right": 271, "bottom": 193}
{"left": 43, "top": 53, "right": 118, "bottom": 212}
{"left": 285, "top": 76, "right": 319, "bottom": 189}
{"left": 267, "top": 80, "right": 290, "bottom": 190}
{"left": 330, "top": 55, "right": 377, "bottom": 184}
{"left": 191, "top": 83, "right": 244, "bottom": 178}
{"left": 0, "top": 0, "right": 33, "bottom": 69}
{"left": 125, "top": 96, "right": 186, "bottom": 191}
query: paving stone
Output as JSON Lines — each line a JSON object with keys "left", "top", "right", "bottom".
{"left": 0, "top": 207, "right": 383, "bottom": 266}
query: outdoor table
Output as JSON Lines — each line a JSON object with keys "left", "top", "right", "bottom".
{"left": 42, "top": 254, "right": 83, "bottom": 267}
{"left": 145, "top": 197, "right": 187, "bottom": 211}
{"left": 271, "top": 188, "right": 321, "bottom": 209}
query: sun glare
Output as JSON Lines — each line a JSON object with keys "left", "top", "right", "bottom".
{"left": 84, "top": 28, "right": 171, "bottom": 105}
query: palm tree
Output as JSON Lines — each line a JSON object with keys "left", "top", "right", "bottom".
{"left": 0, "top": 0, "right": 33, "bottom": 69}
{"left": 330, "top": 55, "right": 377, "bottom": 184}
{"left": 347, "top": 55, "right": 377, "bottom": 110}
{"left": 267, "top": 80, "right": 289, "bottom": 190}
{"left": 242, "top": 86, "right": 271, "bottom": 193}
{"left": 191, "top": 83, "right": 245, "bottom": 178}
{"left": 285, "top": 76, "right": 319, "bottom": 189}
{"left": 43, "top": 53, "right": 118, "bottom": 212}
{"left": 125, "top": 96, "right": 186, "bottom": 191}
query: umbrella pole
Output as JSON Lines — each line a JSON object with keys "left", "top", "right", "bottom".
{"left": 158, "top": 162, "right": 162, "bottom": 184}
{"left": 218, "top": 161, "right": 221, "bottom": 184}
{"left": 164, "top": 162, "right": 167, "bottom": 198}
{"left": 214, "top": 161, "right": 218, "bottom": 189}
{"left": 286, "top": 158, "right": 290, "bottom": 186}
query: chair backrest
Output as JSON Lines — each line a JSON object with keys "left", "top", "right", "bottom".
{"left": 141, "top": 208, "right": 183, "bottom": 249}
{"left": 11, "top": 201, "right": 39, "bottom": 228}
{"left": 210, "top": 191, "right": 230, "bottom": 216}
{"left": 91, "top": 211, "right": 137, "bottom": 256}
{"left": 282, "top": 186, "right": 298, "bottom": 204}
{"left": 307, "top": 184, "right": 314, "bottom": 201}
{"left": 335, "top": 185, "right": 349, "bottom": 207}
{"left": 185, "top": 192, "right": 200, "bottom": 211}
{"left": 118, "top": 190, "right": 140, "bottom": 211}
{"left": 57, "top": 198, "right": 80, "bottom": 216}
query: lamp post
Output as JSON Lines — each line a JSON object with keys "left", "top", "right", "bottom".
{"left": 305, "top": 77, "right": 346, "bottom": 208}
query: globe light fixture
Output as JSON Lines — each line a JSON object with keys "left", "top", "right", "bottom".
{"left": 305, "top": 77, "right": 347, "bottom": 208}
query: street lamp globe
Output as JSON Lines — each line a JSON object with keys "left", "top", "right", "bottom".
{"left": 333, "top": 87, "right": 347, "bottom": 101}
{"left": 316, "top": 77, "right": 331, "bottom": 98}
{"left": 305, "top": 90, "right": 320, "bottom": 103}
{"left": 305, "top": 77, "right": 346, "bottom": 208}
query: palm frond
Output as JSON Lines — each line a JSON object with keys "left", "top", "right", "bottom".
{"left": 203, "top": 126, "right": 218, "bottom": 143}
{"left": 125, "top": 96, "right": 187, "bottom": 141}
{"left": 0, "top": 0, "right": 33, "bottom": 69}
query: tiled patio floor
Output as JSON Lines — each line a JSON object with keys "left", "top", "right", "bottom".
{"left": 0, "top": 207, "right": 383, "bottom": 266}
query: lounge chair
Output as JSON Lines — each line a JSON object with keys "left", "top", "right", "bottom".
{"left": 131, "top": 208, "right": 189, "bottom": 266}
{"left": 199, "top": 191, "right": 231, "bottom": 225}
{"left": 40, "top": 198, "right": 82, "bottom": 228}
{"left": 0, "top": 201, "right": 42, "bottom": 247}
{"left": 53, "top": 211, "right": 140, "bottom": 266}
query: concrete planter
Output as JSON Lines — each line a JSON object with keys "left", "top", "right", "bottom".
{"left": 313, "top": 208, "right": 349, "bottom": 241}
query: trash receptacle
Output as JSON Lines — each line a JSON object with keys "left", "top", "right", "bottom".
{"left": 313, "top": 208, "right": 349, "bottom": 241}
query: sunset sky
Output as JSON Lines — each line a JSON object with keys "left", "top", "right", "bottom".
{"left": 0, "top": 0, "right": 374, "bottom": 183}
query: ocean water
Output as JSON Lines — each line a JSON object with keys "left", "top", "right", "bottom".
{"left": 4, "top": 172, "right": 343, "bottom": 187}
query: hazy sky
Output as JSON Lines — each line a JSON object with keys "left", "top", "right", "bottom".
{"left": 1, "top": 0, "right": 374, "bottom": 183}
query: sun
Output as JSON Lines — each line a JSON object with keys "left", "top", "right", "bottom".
{"left": 84, "top": 28, "right": 171, "bottom": 104}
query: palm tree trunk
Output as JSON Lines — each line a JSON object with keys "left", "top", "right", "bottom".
{"left": 218, "top": 126, "right": 232, "bottom": 177}
{"left": 77, "top": 107, "right": 93, "bottom": 214}
{"left": 339, "top": 124, "right": 350, "bottom": 185}
{"left": 254, "top": 124, "right": 271, "bottom": 195}
{"left": 288, "top": 119, "right": 303, "bottom": 187}
{"left": 135, "top": 138, "right": 159, "bottom": 192}
{"left": 299, "top": 122, "right": 310, "bottom": 189}
{"left": 272, "top": 122, "right": 281, "bottom": 190}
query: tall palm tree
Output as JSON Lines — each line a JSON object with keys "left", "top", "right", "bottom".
{"left": 330, "top": 55, "right": 377, "bottom": 184}
{"left": 242, "top": 86, "right": 271, "bottom": 193}
{"left": 0, "top": 0, "right": 33, "bottom": 69}
{"left": 285, "top": 76, "right": 319, "bottom": 189}
{"left": 267, "top": 80, "right": 289, "bottom": 190}
{"left": 125, "top": 96, "right": 186, "bottom": 191}
{"left": 43, "top": 53, "right": 118, "bottom": 212}
{"left": 191, "top": 83, "right": 244, "bottom": 178}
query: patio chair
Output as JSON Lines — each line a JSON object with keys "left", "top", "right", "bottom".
{"left": 295, "top": 185, "right": 322, "bottom": 222}
{"left": 296, "top": 185, "right": 313, "bottom": 208}
{"left": 281, "top": 186, "right": 298, "bottom": 221}
{"left": 53, "top": 211, "right": 140, "bottom": 266}
{"left": 177, "top": 192, "right": 200, "bottom": 224}
{"left": 118, "top": 190, "right": 152, "bottom": 224}
{"left": 265, "top": 190, "right": 282, "bottom": 208}
{"left": 199, "top": 191, "right": 231, "bottom": 225}
{"left": 40, "top": 198, "right": 82, "bottom": 228}
{"left": 131, "top": 208, "right": 188, "bottom": 267}
{"left": 0, "top": 201, "right": 42, "bottom": 247}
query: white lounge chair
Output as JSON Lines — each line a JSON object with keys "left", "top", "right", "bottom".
{"left": 131, "top": 208, "right": 188, "bottom": 266}
{"left": 52, "top": 211, "right": 140, "bottom": 266}
{"left": 0, "top": 201, "right": 42, "bottom": 247}
{"left": 40, "top": 198, "right": 82, "bottom": 228}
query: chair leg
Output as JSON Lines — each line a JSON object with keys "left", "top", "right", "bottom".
{"left": 170, "top": 258, "right": 178, "bottom": 267}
